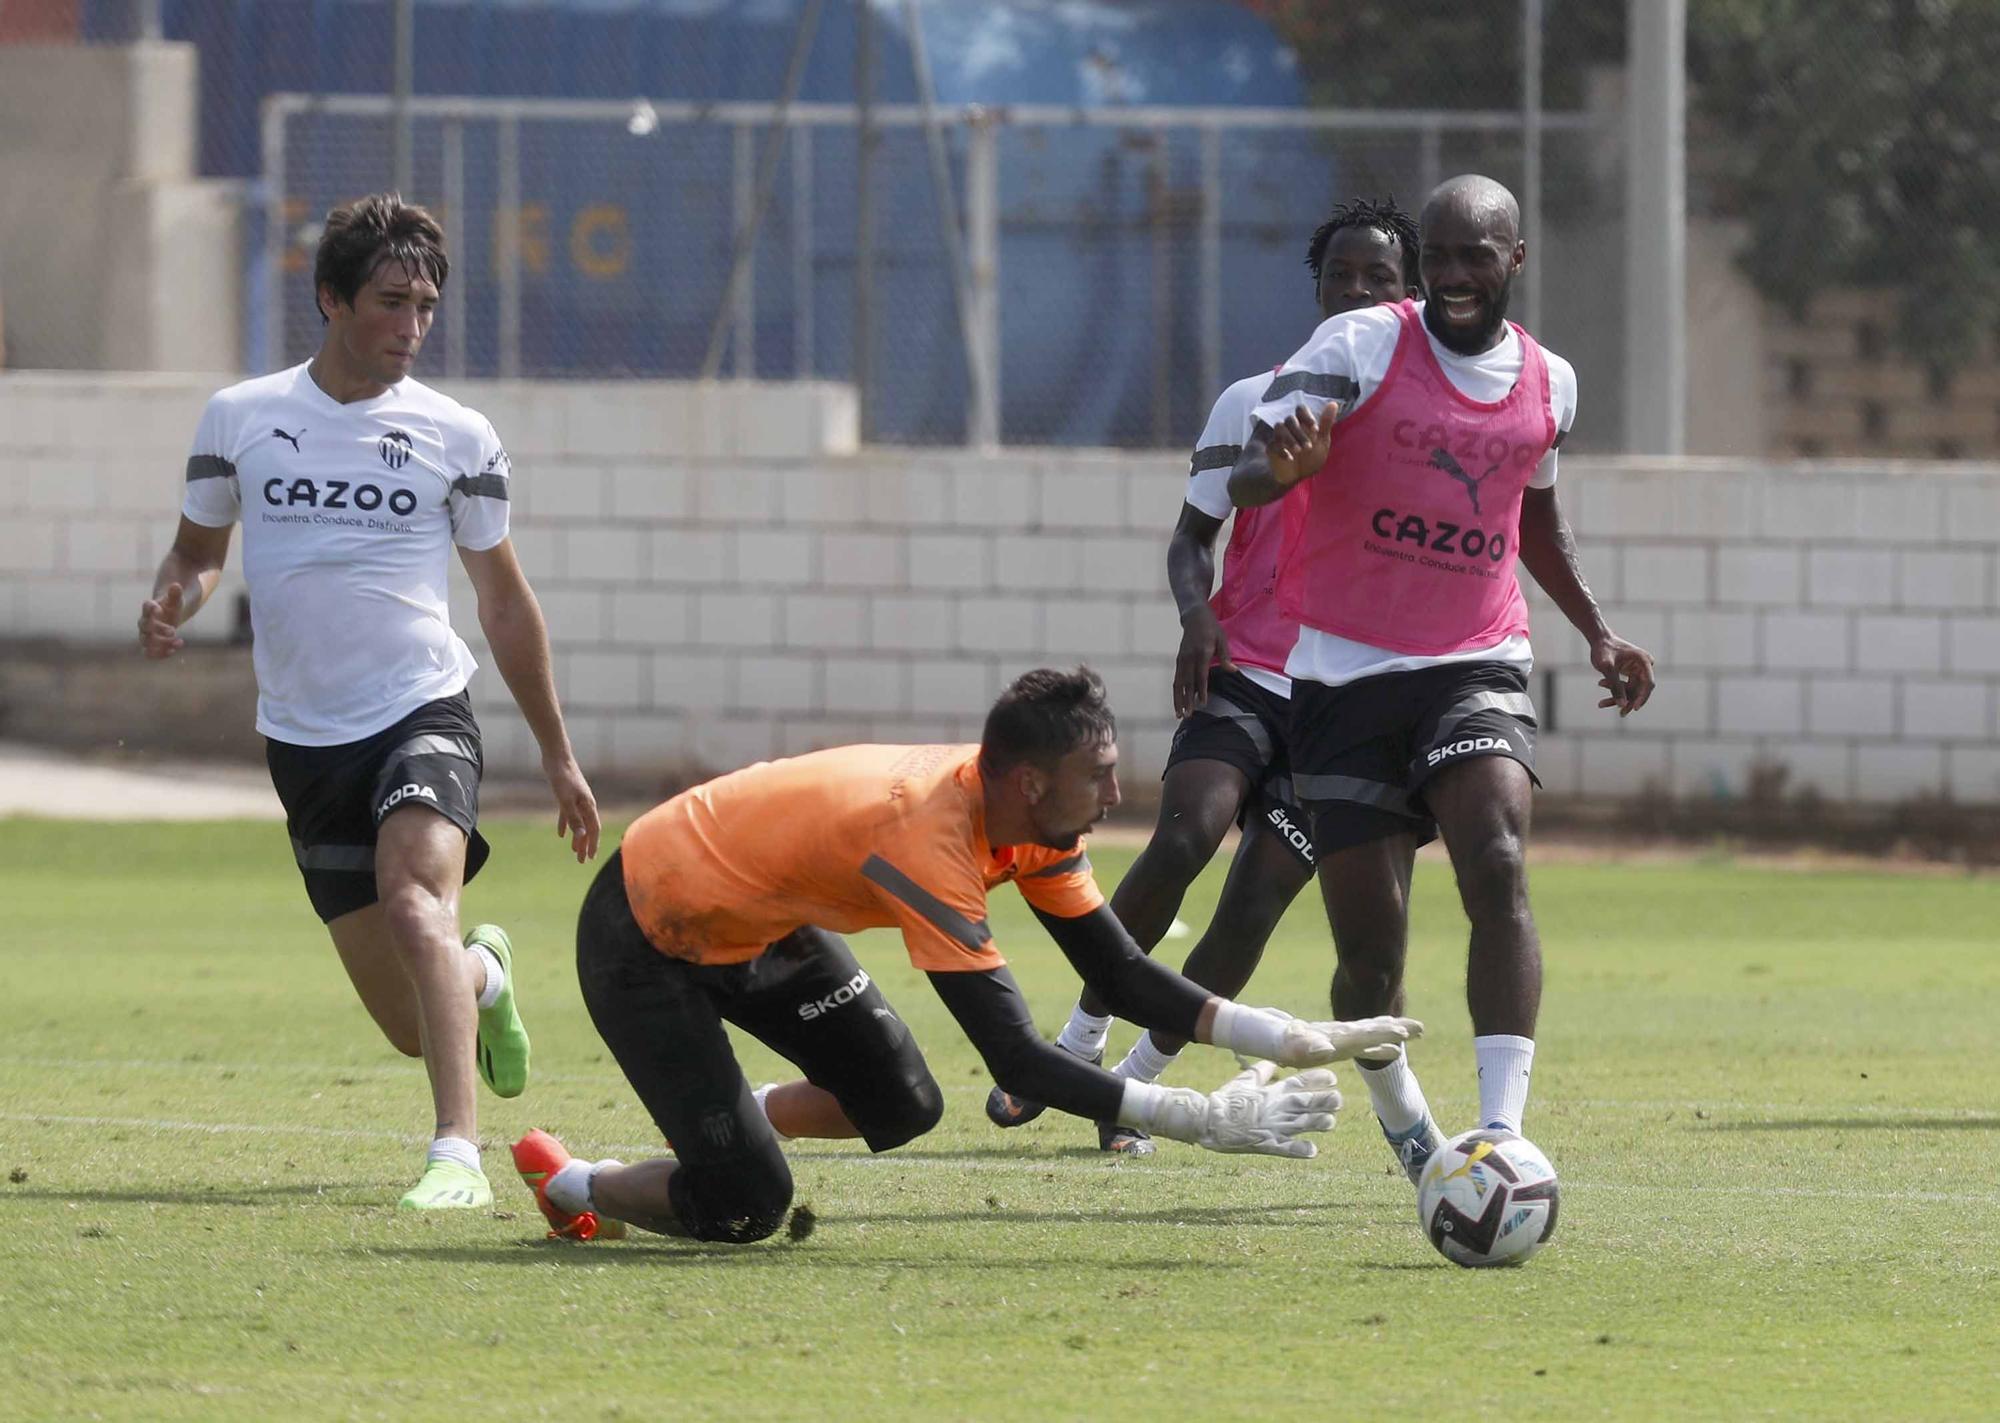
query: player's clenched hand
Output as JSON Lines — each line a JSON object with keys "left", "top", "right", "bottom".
{"left": 1590, "top": 633, "right": 1656, "bottom": 716}
{"left": 543, "top": 750, "right": 601, "bottom": 862}
{"left": 1173, "top": 605, "right": 1234, "bottom": 719}
{"left": 1264, "top": 402, "right": 1338, "bottom": 489}
{"left": 138, "top": 583, "right": 187, "bottom": 659}
{"left": 1124, "top": 1060, "right": 1342, "bottom": 1158}
{"left": 1208, "top": 1001, "right": 1422, "bottom": 1068}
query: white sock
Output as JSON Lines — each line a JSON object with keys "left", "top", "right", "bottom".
{"left": 1054, "top": 1006, "right": 1112, "bottom": 1060}
{"left": 752, "top": 1082, "right": 793, "bottom": 1143}
{"left": 468, "top": 940, "right": 505, "bottom": 1010}
{"left": 427, "top": 1135, "right": 481, "bottom": 1172}
{"left": 1358, "top": 1051, "right": 1432, "bottom": 1137}
{"left": 545, "top": 1157, "right": 620, "bottom": 1215}
{"left": 1475, "top": 1034, "right": 1536, "bottom": 1134}
{"left": 1112, "top": 1031, "right": 1181, "bottom": 1085}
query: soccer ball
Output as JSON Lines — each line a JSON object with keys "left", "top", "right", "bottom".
{"left": 1415, "top": 1128, "right": 1559, "bottom": 1267}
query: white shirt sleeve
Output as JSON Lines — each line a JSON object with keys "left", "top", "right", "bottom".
{"left": 1533, "top": 352, "right": 1579, "bottom": 490}
{"left": 1248, "top": 306, "right": 1398, "bottom": 433}
{"left": 1184, "top": 375, "right": 1262, "bottom": 520}
{"left": 181, "top": 392, "right": 242, "bottom": 528}
{"left": 447, "top": 414, "right": 512, "bottom": 552}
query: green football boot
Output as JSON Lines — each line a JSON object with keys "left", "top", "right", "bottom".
{"left": 468, "top": 923, "right": 530, "bottom": 1099}
{"left": 397, "top": 1160, "right": 494, "bottom": 1211}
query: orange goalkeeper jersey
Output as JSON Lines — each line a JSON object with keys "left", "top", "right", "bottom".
{"left": 618, "top": 744, "right": 1105, "bottom": 972}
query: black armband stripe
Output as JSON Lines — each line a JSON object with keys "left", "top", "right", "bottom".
{"left": 863, "top": 855, "right": 992, "bottom": 951}
{"left": 1260, "top": 371, "right": 1358, "bottom": 404}
{"left": 186, "top": 454, "right": 236, "bottom": 482}
{"left": 1189, "top": 443, "right": 1242, "bottom": 474}
{"left": 450, "top": 472, "right": 510, "bottom": 501}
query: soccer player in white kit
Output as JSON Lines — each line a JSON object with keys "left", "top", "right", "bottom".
{"left": 1231, "top": 176, "right": 1656, "bottom": 1181}
{"left": 138, "top": 195, "right": 601, "bottom": 1210}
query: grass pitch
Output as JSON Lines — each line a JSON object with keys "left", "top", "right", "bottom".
{"left": 3, "top": 818, "right": 1997, "bottom": 1421}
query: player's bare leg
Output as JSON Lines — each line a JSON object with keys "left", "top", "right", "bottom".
{"left": 1095, "top": 758, "right": 1252, "bottom": 962}
{"left": 368, "top": 807, "right": 495, "bottom": 1207}
{"left": 1319, "top": 830, "right": 1440, "bottom": 1178}
{"left": 326, "top": 902, "right": 423, "bottom": 1057}
{"left": 1424, "top": 754, "right": 1541, "bottom": 1134}
{"left": 1103, "top": 821, "right": 1314, "bottom": 1152}
{"left": 1123, "top": 821, "right": 1312, "bottom": 1062}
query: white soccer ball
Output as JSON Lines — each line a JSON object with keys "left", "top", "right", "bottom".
{"left": 1415, "top": 1128, "right": 1560, "bottom": 1267}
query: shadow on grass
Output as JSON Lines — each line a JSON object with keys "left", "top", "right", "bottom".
{"left": 2, "top": 1182, "right": 375, "bottom": 1207}
{"left": 830, "top": 1201, "right": 1375, "bottom": 1228}
{"left": 341, "top": 1242, "right": 1270, "bottom": 1270}
{"left": 1699, "top": 1116, "right": 2000, "bottom": 1133}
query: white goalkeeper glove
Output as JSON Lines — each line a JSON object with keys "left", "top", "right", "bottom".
{"left": 1117, "top": 1059, "right": 1342, "bottom": 1159}
{"left": 1207, "top": 1002, "right": 1424, "bottom": 1067}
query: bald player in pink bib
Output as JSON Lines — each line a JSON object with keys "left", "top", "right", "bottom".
{"left": 1230, "top": 175, "right": 1657, "bottom": 1183}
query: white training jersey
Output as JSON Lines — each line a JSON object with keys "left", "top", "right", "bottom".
{"left": 1186, "top": 370, "right": 1291, "bottom": 699}
{"left": 181, "top": 363, "right": 511, "bottom": 746}
{"left": 1248, "top": 301, "right": 1578, "bottom": 688}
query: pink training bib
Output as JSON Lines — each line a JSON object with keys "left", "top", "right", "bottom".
{"left": 1209, "top": 497, "right": 1299, "bottom": 678}
{"left": 1277, "top": 300, "right": 1555, "bottom": 656}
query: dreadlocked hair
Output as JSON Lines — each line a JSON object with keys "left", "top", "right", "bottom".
{"left": 1304, "top": 196, "right": 1421, "bottom": 290}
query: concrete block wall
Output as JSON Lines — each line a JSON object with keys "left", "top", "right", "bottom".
{"left": 6, "top": 371, "right": 2000, "bottom": 804}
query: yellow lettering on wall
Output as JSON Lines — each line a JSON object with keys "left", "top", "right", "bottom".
{"left": 570, "top": 204, "right": 631, "bottom": 279}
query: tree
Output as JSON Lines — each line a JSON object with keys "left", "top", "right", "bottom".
{"left": 1688, "top": 0, "right": 2000, "bottom": 373}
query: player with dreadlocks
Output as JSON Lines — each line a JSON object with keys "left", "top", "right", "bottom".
{"left": 985, "top": 197, "right": 1421, "bottom": 1155}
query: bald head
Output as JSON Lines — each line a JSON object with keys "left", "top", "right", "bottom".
{"left": 1416, "top": 175, "right": 1526, "bottom": 355}
{"left": 1421, "top": 175, "right": 1521, "bottom": 245}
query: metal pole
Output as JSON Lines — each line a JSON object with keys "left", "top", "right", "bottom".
{"left": 1521, "top": 0, "right": 1544, "bottom": 335}
{"left": 1418, "top": 122, "right": 1442, "bottom": 204}
{"left": 698, "top": 0, "right": 824, "bottom": 379}
{"left": 135, "top": 0, "right": 163, "bottom": 41}
{"left": 966, "top": 113, "right": 1000, "bottom": 449}
{"left": 902, "top": 0, "right": 992, "bottom": 447}
{"left": 793, "top": 127, "right": 815, "bottom": 376}
{"left": 854, "top": 0, "right": 875, "bottom": 440}
{"left": 443, "top": 119, "right": 466, "bottom": 378}
{"left": 497, "top": 115, "right": 522, "bottom": 378}
{"left": 732, "top": 122, "right": 757, "bottom": 377}
{"left": 392, "top": 0, "right": 415, "bottom": 194}
{"left": 1198, "top": 123, "right": 1222, "bottom": 403}
{"left": 1624, "top": 0, "right": 1686, "bottom": 453}
{"left": 261, "top": 98, "right": 289, "bottom": 372}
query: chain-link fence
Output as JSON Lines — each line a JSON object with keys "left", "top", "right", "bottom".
{"left": 262, "top": 97, "right": 1600, "bottom": 449}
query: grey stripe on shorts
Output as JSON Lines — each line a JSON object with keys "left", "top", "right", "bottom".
{"left": 1290, "top": 773, "right": 1415, "bottom": 817}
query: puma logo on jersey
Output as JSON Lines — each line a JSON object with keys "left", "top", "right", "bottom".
{"left": 272, "top": 427, "right": 304, "bottom": 452}
{"left": 1429, "top": 447, "right": 1500, "bottom": 513}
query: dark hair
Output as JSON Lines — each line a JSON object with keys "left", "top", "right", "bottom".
{"left": 1305, "top": 196, "right": 1421, "bottom": 290}
{"left": 980, "top": 666, "right": 1118, "bottom": 774}
{"left": 313, "top": 193, "right": 449, "bottom": 323}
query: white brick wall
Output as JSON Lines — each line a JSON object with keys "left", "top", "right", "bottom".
{"left": 10, "top": 373, "right": 2000, "bottom": 800}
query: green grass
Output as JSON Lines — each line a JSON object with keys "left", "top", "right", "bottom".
{"left": 2, "top": 818, "right": 1997, "bottom": 1421}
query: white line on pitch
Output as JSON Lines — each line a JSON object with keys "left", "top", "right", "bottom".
{"left": 5, "top": 1112, "right": 1996, "bottom": 1201}
{"left": 5, "top": 1058, "right": 1992, "bottom": 1124}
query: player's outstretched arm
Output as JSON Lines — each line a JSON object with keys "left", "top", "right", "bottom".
{"left": 138, "top": 517, "right": 231, "bottom": 660}
{"left": 1168, "top": 502, "right": 1234, "bottom": 718}
{"left": 925, "top": 968, "right": 1340, "bottom": 1158}
{"left": 1517, "top": 486, "right": 1656, "bottom": 716}
{"left": 1030, "top": 904, "right": 1420, "bottom": 1067}
{"left": 459, "top": 538, "right": 601, "bottom": 861}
